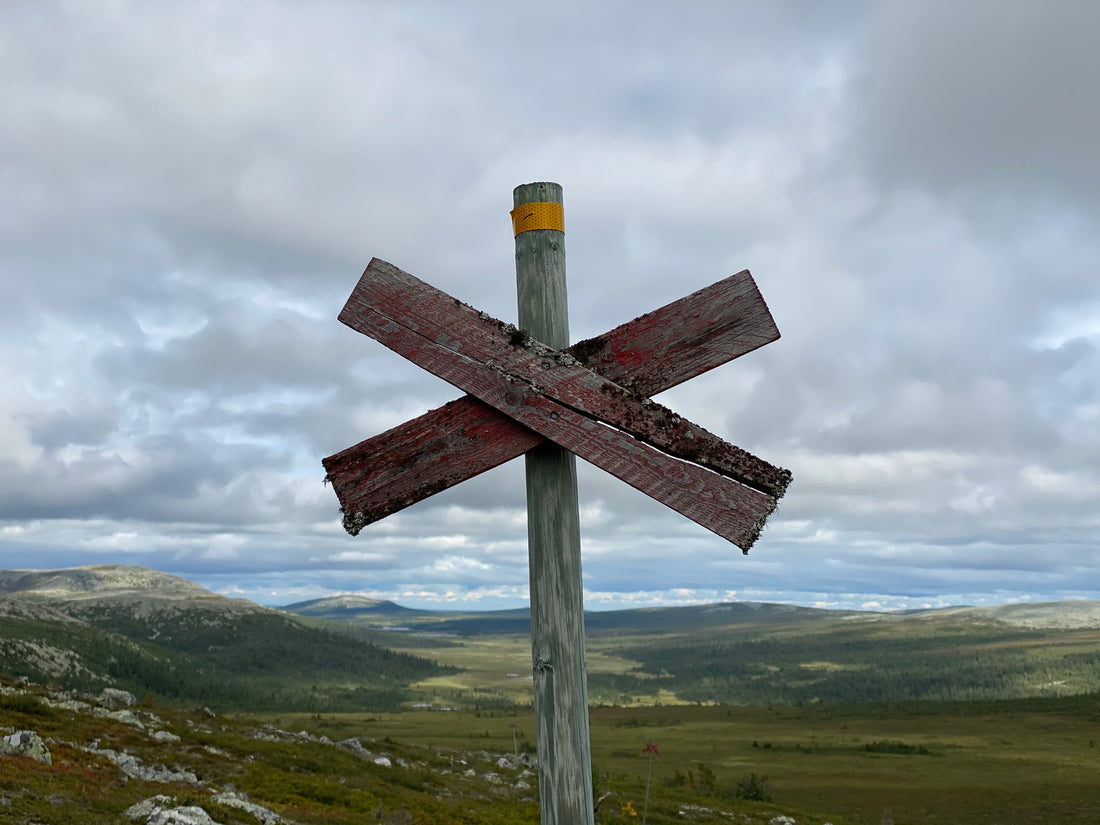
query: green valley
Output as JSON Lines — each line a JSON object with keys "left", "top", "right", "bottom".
{"left": 5, "top": 566, "right": 1100, "bottom": 823}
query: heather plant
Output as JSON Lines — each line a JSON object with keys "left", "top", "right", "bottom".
{"left": 690, "top": 760, "right": 716, "bottom": 795}
{"left": 735, "top": 772, "right": 773, "bottom": 802}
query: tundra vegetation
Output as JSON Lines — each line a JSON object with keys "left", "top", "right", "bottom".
{"left": 4, "top": 569, "right": 1100, "bottom": 822}
{"left": 6, "top": 674, "right": 1100, "bottom": 825}
{"left": 265, "top": 695, "right": 1100, "bottom": 825}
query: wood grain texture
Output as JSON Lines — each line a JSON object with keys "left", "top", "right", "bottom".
{"left": 322, "top": 267, "right": 780, "bottom": 529}
{"left": 513, "top": 181, "right": 593, "bottom": 825}
{"left": 333, "top": 258, "right": 781, "bottom": 549}
{"left": 567, "top": 268, "right": 779, "bottom": 397}
{"left": 322, "top": 397, "right": 541, "bottom": 532}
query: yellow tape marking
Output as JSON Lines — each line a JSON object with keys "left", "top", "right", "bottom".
{"left": 510, "top": 202, "right": 564, "bottom": 236}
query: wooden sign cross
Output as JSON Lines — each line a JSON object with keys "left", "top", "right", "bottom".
{"left": 322, "top": 183, "right": 789, "bottom": 825}
{"left": 322, "top": 257, "right": 790, "bottom": 550}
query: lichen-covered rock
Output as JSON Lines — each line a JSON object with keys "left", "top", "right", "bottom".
{"left": 48, "top": 698, "right": 92, "bottom": 712}
{"left": 99, "top": 687, "right": 137, "bottom": 709}
{"left": 125, "top": 796, "right": 177, "bottom": 820}
{"left": 109, "top": 709, "right": 146, "bottom": 729}
{"left": 90, "top": 706, "right": 147, "bottom": 728}
{"left": 146, "top": 805, "right": 222, "bottom": 825}
{"left": 0, "top": 730, "right": 52, "bottom": 765}
{"left": 152, "top": 730, "right": 181, "bottom": 743}
{"left": 124, "top": 796, "right": 223, "bottom": 824}
{"left": 339, "top": 737, "right": 374, "bottom": 758}
{"left": 94, "top": 747, "right": 200, "bottom": 785}
{"left": 212, "top": 791, "right": 282, "bottom": 824}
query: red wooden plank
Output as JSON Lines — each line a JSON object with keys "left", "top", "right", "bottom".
{"left": 344, "top": 259, "right": 790, "bottom": 496}
{"left": 335, "top": 261, "right": 788, "bottom": 548}
{"left": 567, "top": 269, "right": 779, "bottom": 397}
{"left": 323, "top": 397, "right": 541, "bottom": 534}
{"left": 324, "top": 266, "right": 781, "bottom": 528}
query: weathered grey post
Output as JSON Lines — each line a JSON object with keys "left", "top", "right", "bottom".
{"left": 512, "top": 181, "right": 594, "bottom": 825}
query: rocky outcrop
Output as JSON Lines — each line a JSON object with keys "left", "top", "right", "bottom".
{"left": 0, "top": 730, "right": 51, "bottom": 764}
{"left": 124, "top": 797, "right": 223, "bottom": 825}
{"left": 0, "top": 637, "right": 99, "bottom": 679}
{"left": 212, "top": 791, "right": 282, "bottom": 824}
{"left": 99, "top": 687, "right": 137, "bottom": 708}
{"left": 89, "top": 744, "right": 200, "bottom": 785}
{"left": 124, "top": 792, "right": 282, "bottom": 825}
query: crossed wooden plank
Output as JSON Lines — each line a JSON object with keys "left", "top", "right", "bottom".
{"left": 323, "top": 258, "right": 791, "bottom": 551}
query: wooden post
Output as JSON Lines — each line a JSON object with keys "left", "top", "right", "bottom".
{"left": 513, "top": 181, "right": 594, "bottom": 825}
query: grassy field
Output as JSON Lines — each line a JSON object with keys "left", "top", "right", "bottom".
{"left": 374, "top": 615, "right": 1100, "bottom": 711}
{"left": 261, "top": 695, "right": 1100, "bottom": 825}
{"left": 392, "top": 634, "right": 662, "bottom": 707}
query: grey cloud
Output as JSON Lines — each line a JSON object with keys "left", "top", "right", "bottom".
{"left": 0, "top": 432, "right": 275, "bottom": 522}
{"left": 97, "top": 311, "right": 341, "bottom": 394}
{"left": 29, "top": 408, "right": 118, "bottom": 450}
{"left": 2, "top": 1, "right": 1098, "bottom": 611}
{"left": 853, "top": 0, "right": 1100, "bottom": 208}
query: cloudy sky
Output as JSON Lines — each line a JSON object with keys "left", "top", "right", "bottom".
{"left": 3, "top": 1, "right": 1098, "bottom": 612}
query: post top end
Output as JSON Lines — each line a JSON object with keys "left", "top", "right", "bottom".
{"left": 514, "top": 182, "right": 563, "bottom": 207}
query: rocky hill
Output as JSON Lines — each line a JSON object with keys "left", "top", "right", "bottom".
{"left": 0, "top": 565, "right": 216, "bottom": 603}
{"left": 284, "top": 593, "right": 428, "bottom": 620}
{"left": 0, "top": 566, "right": 454, "bottom": 713}
{"left": 924, "top": 599, "right": 1100, "bottom": 630}
{"left": 284, "top": 591, "right": 1100, "bottom": 635}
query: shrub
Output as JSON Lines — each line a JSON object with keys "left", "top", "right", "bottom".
{"left": 691, "top": 762, "right": 716, "bottom": 795}
{"left": 735, "top": 773, "right": 773, "bottom": 802}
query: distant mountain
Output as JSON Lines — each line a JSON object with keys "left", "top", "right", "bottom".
{"left": 284, "top": 594, "right": 433, "bottom": 620}
{"left": 280, "top": 590, "right": 1100, "bottom": 635}
{"left": 281, "top": 598, "right": 862, "bottom": 636}
{"left": 0, "top": 564, "right": 215, "bottom": 602}
{"left": 281, "top": 597, "right": 531, "bottom": 632}
{"left": 0, "top": 565, "right": 455, "bottom": 712}
{"left": 922, "top": 600, "right": 1100, "bottom": 630}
